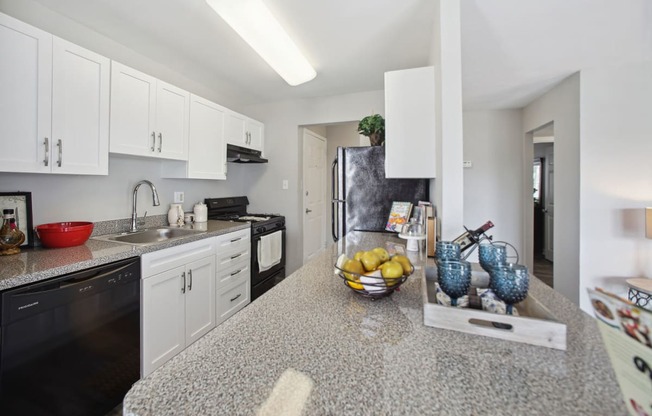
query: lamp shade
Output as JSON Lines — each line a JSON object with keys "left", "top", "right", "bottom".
{"left": 646, "top": 207, "right": 652, "bottom": 239}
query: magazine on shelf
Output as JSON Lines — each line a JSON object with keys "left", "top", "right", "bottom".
{"left": 587, "top": 288, "right": 652, "bottom": 416}
{"left": 385, "top": 201, "right": 412, "bottom": 232}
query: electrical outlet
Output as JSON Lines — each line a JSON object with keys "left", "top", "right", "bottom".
{"left": 463, "top": 161, "right": 473, "bottom": 168}
{"left": 174, "top": 192, "right": 184, "bottom": 203}
{"left": 282, "top": 180, "right": 289, "bottom": 190}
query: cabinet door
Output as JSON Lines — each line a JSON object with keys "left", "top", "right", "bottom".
{"left": 384, "top": 66, "right": 436, "bottom": 178}
{"left": 187, "top": 94, "right": 226, "bottom": 179}
{"left": 51, "top": 37, "right": 109, "bottom": 175}
{"left": 224, "top": 111, "right": 246, "bottom": 147}
{"left": 185, "top": 256, "right": 216, "bottom": 346}
{"left": 142, "top": 266, "right": 186, "bottom": 377}
{"left": 245, "top": 118, "right": 264, "bottom": 152}
{"left": 0, "top": 13, "right": 52, "bottom": 173}
{"left": 109, "top": 61, "right": 156, "bottom": 157}
{"left": 155, "top": 81, "right": 189, "bottom": 160}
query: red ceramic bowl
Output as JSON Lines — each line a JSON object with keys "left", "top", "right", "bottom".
{"left": 35, "top": 222, "right": 94, "bottom": 248}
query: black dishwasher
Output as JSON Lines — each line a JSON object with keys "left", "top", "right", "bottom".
{"left": 0, "top": 257, "right": 141, "bottom": 416}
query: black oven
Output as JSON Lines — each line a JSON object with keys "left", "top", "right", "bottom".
{"left": 205, "top": 196, "right": 286, "bottom": 301}
{"left": 251, "top": 226, "right": 286, "bottom": 301}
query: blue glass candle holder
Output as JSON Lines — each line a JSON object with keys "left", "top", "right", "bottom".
{"left": 478, "top": 243, "right": 507, "bottom": 273}
{"left": 437, "top": 260, "right": 471, "bottom": 306}
{"left": 489, "top": 263, "right": 529, "bottom": 314}
{"left": 436, "top": 241, "right": 461, "bottom": 262}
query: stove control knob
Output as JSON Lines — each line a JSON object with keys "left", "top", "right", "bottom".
{"left": 256, "top": 226, "right": 265, "bottom": 234}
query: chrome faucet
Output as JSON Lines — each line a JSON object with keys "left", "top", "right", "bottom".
{"left": 131, "top": 180, "right": 160, "bottom": 232}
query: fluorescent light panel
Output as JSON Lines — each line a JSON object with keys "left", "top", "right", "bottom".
{"left": 206, "top": 0, "right": 316, "bottom": 86}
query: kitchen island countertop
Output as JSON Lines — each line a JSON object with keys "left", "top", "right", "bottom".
{"left": 124, "top": 231, "right": 626, "bottom": 415}
{"left": 0, "top": 220, "right": 249, "bottom": 290}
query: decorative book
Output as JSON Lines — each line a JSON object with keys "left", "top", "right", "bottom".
{"left": 385, "top": 201, "right": 412, "bottom": 232}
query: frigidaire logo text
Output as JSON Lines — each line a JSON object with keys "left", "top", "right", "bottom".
{"left": 18, "top": 301, "right": 39, "bottom": 310}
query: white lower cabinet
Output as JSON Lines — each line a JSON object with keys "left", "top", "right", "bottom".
{"left": 141, "top": 238, "right": 216, "bottom": 377}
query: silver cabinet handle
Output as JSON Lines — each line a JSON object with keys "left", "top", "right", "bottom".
{"left": 158, "top": 132, "right": 162, "bottom": 152}
{"left": 230, "top": 293, "right": 241, "bottom": 302}
{"left": 181, "top": 271, "right": 186, "bottom": 294}
{"left": 43, "top": 137, "right": 49, "bottom": 166}
{"left": 306, "top": 208, "right": 312, "bottom": 214}
{"left": 57, "top": 139, "right": 62, "bottom": 167}
{"left": 188, "top": 269, "right": 192, "bottom": 291}
{"left": 230, "top": 269, "right": 242, "bottom": 276}
{"left": 151, "top": 132, "right": 156, "bottom": 151}
{"left": 231, "top": 253, "right": 242, "bottom": 260}
{"left": 230, "top": 237, "right": 242, "bottom": 243}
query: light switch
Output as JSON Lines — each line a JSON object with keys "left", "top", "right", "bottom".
{"left": 282, "top": 180, "right": 289, "bottom": 190}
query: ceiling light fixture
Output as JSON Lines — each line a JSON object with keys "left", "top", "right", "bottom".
{"left": 205, "top": 0, "right": 316, "bottom": 86}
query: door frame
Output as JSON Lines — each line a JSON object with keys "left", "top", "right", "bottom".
{"left": 301, "top": 128, "right": 328, "bottom": 264}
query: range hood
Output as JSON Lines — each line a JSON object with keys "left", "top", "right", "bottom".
{"left": 226, "top": 144, "right": 268, "bottom": 163}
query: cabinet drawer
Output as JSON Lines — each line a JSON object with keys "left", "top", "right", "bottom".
{"left": 142, "top": 237, "right": 216, "bottom": 278}
{"left": 217, "top": 275, "right": 249, "bottom": 325}
{"left": 216, "top": 244, "right": 249, "bottom": 272}
{"left": 214, "top": 229, "right": 250, "bottom": 256}
{"left": 216, "top": 256, "right": 250, "bottom": 289}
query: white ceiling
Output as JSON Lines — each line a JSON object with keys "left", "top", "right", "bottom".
{"left": 30, "top": 0, "right": 652, "bottom": 109}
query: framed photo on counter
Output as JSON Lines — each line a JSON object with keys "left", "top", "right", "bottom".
{"left": 0, "top": 192, "right": 34, "bottom": 247}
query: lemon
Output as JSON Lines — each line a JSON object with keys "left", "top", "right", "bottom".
{"left": 353, "top": 251, "right": 365, "bottom": 261}
{"left": 360, "top": 251, "right": 381, "bottom": 272}
{"left": 371, "top": 247, "right": 390, "bottom": 263}
{"left": 392, "top": 255, "right": 413, "bottom": 275}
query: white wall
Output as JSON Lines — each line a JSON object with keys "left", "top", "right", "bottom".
{"left": 0, "top": 156, "right": 248, "bottom": 224}
{"left": 429, "top": 0, "right": 464, "bottom": 240}
{"left": 462, "top": 110, "right": 523, "bottom": 262}
{"left": 244, "top": 91, "right": 385, "bottom": 275}
{"left": 578, "top": 61, "right": 652, "bottom": 311}
{"left": 523, "top": 73, "right": 581, "bottom": 305}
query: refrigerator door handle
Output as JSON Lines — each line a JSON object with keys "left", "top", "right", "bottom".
{"left": 331, "top": 157, "right": 339, "bottom": 241}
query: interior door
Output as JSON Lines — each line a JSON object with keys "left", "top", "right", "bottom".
{"left": 543, "top": 146, "right": 554, "bottom": 261}
{"left": 303, "top": 129, "right": 327, "bottom": 264}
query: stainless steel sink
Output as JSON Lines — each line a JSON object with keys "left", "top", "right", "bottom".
{"left": 94, "top": 227, "right": 205, "bottom": 246}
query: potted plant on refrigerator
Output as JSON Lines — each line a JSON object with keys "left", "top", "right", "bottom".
{"left": 358, "top": 114, "right": 385, "bottom": 146}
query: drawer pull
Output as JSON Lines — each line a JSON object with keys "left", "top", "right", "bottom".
{"left": 230, "top": 269, "right": 242, "bottom": 276}
{"left": 181, "top": 271, "right": 186, "bottom": 294}
{"left": 230, "top": 237, "right": 242, "bottom": 243}
{"left": 188, "top": 269, "right": 193, "bottom": 291}
{"left": 231, "top": 253, "right": 242, "bottom": 260}
{"left": 230, "top": 293, "right": 241, "bottom": 302}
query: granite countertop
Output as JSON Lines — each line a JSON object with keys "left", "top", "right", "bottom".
{"left": 124, "top": 231, "right": 626, "bottom": 416}
{"left": 0, "top": 219, "right": 249, "bottom": 290}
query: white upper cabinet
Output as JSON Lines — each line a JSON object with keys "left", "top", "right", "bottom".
{"left": 0, "top": 13, "right": 51, "bottom": 174}
{"left": 51, "top": 37, "right": 110, "bottom": 175}
{"left": 0, "top": 13, "right": 109, "bottom": 175}
{"left": 162, "top": 94, "right": 226, "bottom": 180}
{"left": 384, "top": 66, "right": 437, "bottom": 178}
{"left": 225, "top": 110, "right": 264, "bottom": 153}
{"left": 110, "top": 61, "right": 189, "bottom": 160}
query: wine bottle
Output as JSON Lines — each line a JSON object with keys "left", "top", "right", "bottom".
{"left": 452, "top": 221, "right": 494, "bottom": 252}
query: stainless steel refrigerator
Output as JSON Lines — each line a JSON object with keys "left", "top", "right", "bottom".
{"left": 331, "top": 146, "right": 429, "bottom": 241}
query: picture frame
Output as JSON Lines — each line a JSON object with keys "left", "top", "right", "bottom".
{"left": 0, "top": 192, "right": 34, "bottom": 247}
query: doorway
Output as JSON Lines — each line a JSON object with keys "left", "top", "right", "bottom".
{"left": 532, "top": 124, "right": 554, "bottom": 288}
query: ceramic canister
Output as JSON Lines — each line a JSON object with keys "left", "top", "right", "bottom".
{"left": 193, "top": 202, "right": 208, "bottom": 223}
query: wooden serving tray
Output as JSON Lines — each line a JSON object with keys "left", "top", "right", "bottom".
{"left": 422, "top": 267, "right": 567, "bottom": 350}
